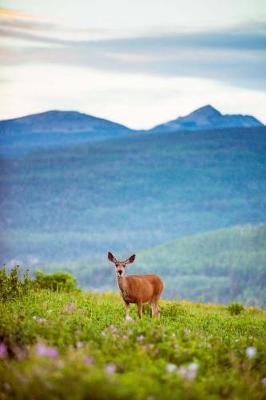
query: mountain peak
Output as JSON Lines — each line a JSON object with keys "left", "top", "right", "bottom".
{"left": 188, "top": 105, "right": 222, "bottom": 118}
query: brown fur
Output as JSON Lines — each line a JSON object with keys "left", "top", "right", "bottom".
{"left": 108, "top": 252, "right": 164, "bottom": 319}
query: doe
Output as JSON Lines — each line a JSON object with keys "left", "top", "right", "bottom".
{"left": 108, "top": 252, "right": 164, "bottom": 320}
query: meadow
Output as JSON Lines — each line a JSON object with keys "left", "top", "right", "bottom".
{"left": 0, "top": 269, "right": 265, "bottom": 399}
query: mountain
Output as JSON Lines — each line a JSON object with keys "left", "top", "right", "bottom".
{"left": 0, "top": 110, "right": 134, "bottom": 158}
{"left": 0, "top": 106, "right": 264, "bottom": 158}
{"left": 149, "top": 105, "right": 263, "bottom": 133}
{"left": 0, "top": 110, "right": 132, "bottom": 134}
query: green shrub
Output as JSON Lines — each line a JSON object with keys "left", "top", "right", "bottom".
{"left": 227, "top": 302, "right": 244, "bottom": 315}
{"left": 35, "top": 270, "right": 77, "bottom": 291}
{"left": 0, "top": 265, "right": 33, "bottom": 301}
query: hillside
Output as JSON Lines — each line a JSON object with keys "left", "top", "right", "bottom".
{"left": 149, "top": 105, "right": 263, "bottom": 133}
{"left": 0, "top": 284, "right": 265, "bottom": 400}
{"left": 44, "top": 224, "right": 266, "bottom": 306}
{"left": 138, "top": 224, "right": 266, "bottom": 305}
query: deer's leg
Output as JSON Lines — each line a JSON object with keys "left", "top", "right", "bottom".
{"left": 155, "top": 302, "right": 160, "bottom": 318}
{"left": 151, "top": 302, "right": 156, "bottom": 318}
{"left": 124, "top": 302, "right": 132, "bottom": 321}
{"left": 151, "top": 299, "right": 160, "bottom": 318}
{"left": 137, "top": 302, "right": 143, "bottom": 319}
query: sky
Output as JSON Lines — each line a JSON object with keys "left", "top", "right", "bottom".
{"left": 0, "top": 0, "right": 266, "bottom": 128}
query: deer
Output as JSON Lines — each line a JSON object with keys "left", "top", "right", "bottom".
{"left": 107, "top": 252, "right": 164, "bottom": 320}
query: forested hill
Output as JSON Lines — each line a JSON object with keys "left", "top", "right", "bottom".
{"left": 1, "top": 123, "right": 266, "bottom": 305}
{"left": 1, "top": 126, "right": 265, "bottom": 265}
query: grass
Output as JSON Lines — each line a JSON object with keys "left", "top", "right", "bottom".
{"left": 0, "top": 289, "right": 266, "bottom": 399}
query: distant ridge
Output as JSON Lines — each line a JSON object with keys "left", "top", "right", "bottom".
{"left": 0, "top": 106, "right": 264, "bottom": 158}
{"left": 149, "top": 105, "right": 263, "bottom": 133}
{"left": 0, "top": 110, "right": 132, "bottom": 135}
{"left": 0, "top": 105, "right": 263, "bottom": 136}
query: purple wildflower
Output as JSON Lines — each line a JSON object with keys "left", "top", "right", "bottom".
{"left": 105, "top": 363, "right": 117, "bottom": 374}
{"left": 261, "top": 377, "right": 266, "bottom": 385}
{"left": 46, "top": 347, "right": 58, "bottom": 358}
{"left": 66, "top": 303, "right": 75, "bottom": 313}
{"left": 84, "top": 356, "right": 93, "bottom": 365}
{"left": 35, "top": 343, "right": 58, "bottom": 358}
{"left": 0, "top": 342, "right": 7, "bottom": 359}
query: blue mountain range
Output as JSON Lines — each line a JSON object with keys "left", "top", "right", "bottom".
{"left": 149, "top": 105, "right": 262, "bottom": 133}
{"left": 0, "top": 104, "right": 262, "bottom": 136}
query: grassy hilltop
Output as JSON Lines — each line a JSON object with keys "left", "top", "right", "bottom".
{"left": 0, "top": 274, "right": 266, "bottom": 400}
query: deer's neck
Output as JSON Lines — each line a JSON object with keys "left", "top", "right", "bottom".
{"left": 117, "top": 276, "right": 128, "bottom": 294}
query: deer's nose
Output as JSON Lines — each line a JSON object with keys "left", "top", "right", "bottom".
{"left": 118, "top": 270, "right": 123, "bottom": 275}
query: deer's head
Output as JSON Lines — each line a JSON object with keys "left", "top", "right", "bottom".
{"left": 108, "top": 252, "right": 136, "bottom": 277}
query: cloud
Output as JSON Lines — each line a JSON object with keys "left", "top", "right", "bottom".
{"left": 0, "top": 7, "right": 266, "bottom": 92}
{"left": 0, "top": 7, "right": 37, "bottom": 20}
{"left": 0, "top": 7, "right": 129, "bottom": 43}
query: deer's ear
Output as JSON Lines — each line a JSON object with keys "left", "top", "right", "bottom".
{"left": 108, "top": 252, "right": 116, "bottom": 263}
{"left": 126, "top": 254, "right": 136, "bottom": 264}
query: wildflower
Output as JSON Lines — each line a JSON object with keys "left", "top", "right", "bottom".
{"left": 35, "top": 343, "right": 58, "bottom": 359}
{"left": 105, "top": 363, "right": 117, "bottom": 374}
{"left": 84, "top": 356, "right": 93, "bottom": 365}
{"left": 65, "top": 303, "right": 75, "bottom": 313}
{"left": 136, "top": 335, "right": 145, "bottom": 342}
{"left": 261, "top": 377, "right": 266, "bottom": 385}
{"left": 165, "top": 363, "right": 177, "bottom": 373}
{"left": 46, "top": 347, "right": 58, "bottom": 358}
{"left": 36, "top": 318, "right": 46, "bottom": 324}
{"left": 0, "top": 342, "right": 7, "bottom": 359}
{"left": 109, "top": 325, "right": 117, "bottom": 333}
{"left": 32, "top": 316, "right": 46, "bottom": 323}
{"left": 246, "top": 346, "right": 257, "bottom": 358}
{"left": 76, "top": 341, "right": 84, "bottom": 349}
{"left": 178, "top": 362, "right": 198, "bottom": 381}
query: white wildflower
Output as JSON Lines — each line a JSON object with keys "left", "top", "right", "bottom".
{"left": 165, "top": 363, "right": 177, "bottom": 373}
{"left": 178, "top": 362, "right": 198, "bottom": 381}
{"left": 246, "top": 346, "right": 257, "bottom": 358}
